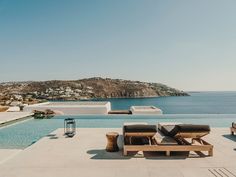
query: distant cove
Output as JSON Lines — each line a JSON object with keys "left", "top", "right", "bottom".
{"left": 87, "top": 91, "right": 236, "bottom": 114}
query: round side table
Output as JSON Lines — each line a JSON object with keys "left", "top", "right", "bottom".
{"left": 106, "top": 132, "right": 119, "bottom": 152}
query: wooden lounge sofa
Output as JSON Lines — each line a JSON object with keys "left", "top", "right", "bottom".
{"left": 123, "top": 123, "right": 213, "bottom": 157}
{"left": 230, "top": 122, "right": 236, "bottom": 135}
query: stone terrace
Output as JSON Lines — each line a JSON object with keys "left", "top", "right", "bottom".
{"left": 0, "top": 128, "right": 236, "bottom": 177}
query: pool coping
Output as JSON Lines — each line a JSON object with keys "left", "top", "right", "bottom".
{"left": 0, "top": 114, "right": 33, "bottom": 128}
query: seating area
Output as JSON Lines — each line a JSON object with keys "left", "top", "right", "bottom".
{"left": 123, "top": 122, "right": 213, "bottom": 157}
{"left": 1, "top": 127, "right": 236, "bottom": 177}
{"left": 231, "top": 122, "right": 236, "bottom": 135}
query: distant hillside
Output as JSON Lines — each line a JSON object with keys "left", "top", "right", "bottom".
{"left": 0, "top": 77, "right": 189, "bottom": 105}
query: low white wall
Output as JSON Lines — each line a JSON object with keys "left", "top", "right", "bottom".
{"left": 24, "top": 102, "right": 111, "bottom": 115}
{"left": 130, "top": 106, "right": 163, "bottom": 115}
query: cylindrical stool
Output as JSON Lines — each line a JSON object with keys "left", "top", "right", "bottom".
{"left": 106, "top": 132, "right": 119, "bottom": 152}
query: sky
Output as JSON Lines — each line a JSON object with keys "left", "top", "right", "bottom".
{"left": 0, "top": 0, "right": 236, "bottom": 91}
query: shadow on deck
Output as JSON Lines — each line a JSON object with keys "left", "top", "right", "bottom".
{"left": 222, "top": 134, "right": 236, "bottom": 142}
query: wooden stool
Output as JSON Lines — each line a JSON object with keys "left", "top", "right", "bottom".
{"left": 106, "top": 132, "right": 119, "bottom": 152}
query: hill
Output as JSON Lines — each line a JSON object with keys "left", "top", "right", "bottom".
{"left": 0, "top": 77, "right": 189, "bottom": 105}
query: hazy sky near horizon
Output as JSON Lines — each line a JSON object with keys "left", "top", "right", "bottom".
{"left": 0, "top": 0, "right": 236, "bottom": 91}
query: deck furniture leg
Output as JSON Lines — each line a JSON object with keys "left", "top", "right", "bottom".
{"left": 123, "top": 149, "right": 128, "bottom": 156}
{"left": 231, "top": 128, "right": 234, "bottom": 135}
{"left": 209, "top": 148, "right": 213, "bottom": 156}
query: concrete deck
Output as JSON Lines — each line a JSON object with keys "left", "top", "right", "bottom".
{"left": 0, "top": 149, "right": 22, "bottom": 165}
{"left": 0, "top": 112, "right": 33, "bottom": 125}
{"left": 0, "top": 112, "right": 33, "bottom": 164}
{"left": 0, "top": 128, "right": 236, "bottom": 177}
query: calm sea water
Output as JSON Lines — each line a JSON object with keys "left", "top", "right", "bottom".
{"left": 1, "top": 91, "right": 236, "bottom": 149}
{"left": 91, "top": 92, "right": 236, "bottom": 114}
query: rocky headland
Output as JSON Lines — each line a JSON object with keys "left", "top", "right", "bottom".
{"left": 0, "top": 77, "right": 189, "bottom": 106}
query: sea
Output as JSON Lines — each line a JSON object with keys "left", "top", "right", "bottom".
{"left": 90, "top": 91, "right": 236, "bottom": 114}
{"left": 1, "top": 91, "right": 236, "bottom": 149}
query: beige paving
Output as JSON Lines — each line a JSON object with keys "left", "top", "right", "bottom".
{"left": 0, "top": 128, "right": 236, "bottom": 177}
{"left": 0, "top": 149, "right": 22, "bottom": 164}
{"left": 0, "top": 112, "right": 33, "bottom": 125}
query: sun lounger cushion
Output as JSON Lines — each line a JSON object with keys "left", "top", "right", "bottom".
{"left": 123, "top": 125, "right": 157, "bottom": 133}
{"left": 161, "top": 124, "right": 210, "bottom": 137}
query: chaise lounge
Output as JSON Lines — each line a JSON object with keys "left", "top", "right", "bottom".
{"left": 123, "top": 123, "right": 213, "bottom": 157}
{"left": 230, "top": 122, "right": 236, "bottom": 135}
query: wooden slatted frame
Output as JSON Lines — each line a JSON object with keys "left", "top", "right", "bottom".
{"left": 174, "top": 132, "right": 209, "bottom": 139}
{"left": 123, "top": 132, "right": 156, "bottom": 146}
{"left": 123, "top": 132, "right": 213, "bottom": 157}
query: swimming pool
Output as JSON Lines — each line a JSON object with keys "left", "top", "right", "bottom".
{"left": 0, "top": 114, "right": 235, "bottom": 149}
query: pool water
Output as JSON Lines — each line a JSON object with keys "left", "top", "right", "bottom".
{"left": 0, "top": 114, "right": 235, "bottom": 149}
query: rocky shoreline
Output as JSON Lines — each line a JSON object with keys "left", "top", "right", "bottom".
{"left": 0, "top": 77, "right": 189, "bottom": 106}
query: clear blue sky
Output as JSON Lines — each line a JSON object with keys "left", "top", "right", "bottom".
{"left": 0, "top": 0, "right": 236, "bottom": 91}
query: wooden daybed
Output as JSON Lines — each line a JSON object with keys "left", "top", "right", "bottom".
{"left": 123, "top": 123, "right": 213, "bottom": 157}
